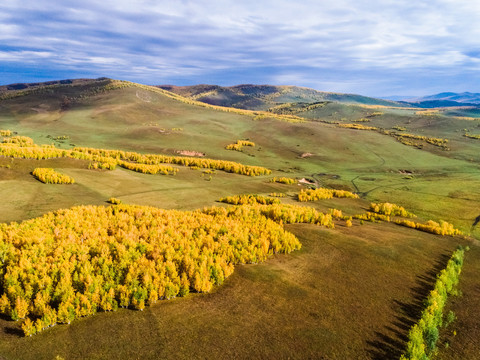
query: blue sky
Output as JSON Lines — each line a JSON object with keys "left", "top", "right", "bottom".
{"left": 1, "top": 0, "right": 479, "bottom": 96}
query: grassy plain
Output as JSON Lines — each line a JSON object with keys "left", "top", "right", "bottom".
{"left": 0, "top": 80, "right": 479, "bottom": 358}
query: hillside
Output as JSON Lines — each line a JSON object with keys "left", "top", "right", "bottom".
{"left": 0, "top": 78, "right": 479, "bottom": 359}
{"left": 158, "top": 84, "right": 406, "bottom": 110}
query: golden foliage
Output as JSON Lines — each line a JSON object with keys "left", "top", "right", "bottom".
{"left": 32, "top": 168, "right": 75, "bottom": 184}
{"left": 119, "top": 161, "right": 178, "bottom": 175}
{"left": 298, "top": 188, "right": 359, "bottom": 202}
{"left": 225, "top": 140, "right": 255, "bottom": 151}
{"left": 219, "top": 194, "right": 280, "bottom": 205}
{"left": 395, "top": 219, "right": 463, "bottom": 236}
{"left": 0, "top": 204, "right": 301, "bottom": 335}
{"left": 0, "top": 136, "right": 271, "bottom": 177}
{"left": 0, "top": 130, "right": 12, "bottom": 137}
{"left": 270, "top": 177, "right": 297, "bottom": 185}
{"left": 337, "top": 123, "right": 378, "bottom": 131}
{"left": 464, "top": 133, "right": 480, "bottom": 140}
{"left": 3, "top": 136, "right": 34, "bottom": 146}
{"left": 369, "top": 202, "right": 415, "bottom": 218}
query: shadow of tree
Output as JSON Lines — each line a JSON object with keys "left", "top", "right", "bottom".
{"left": 366, "top": 252, "right": 450, "bottom": 359}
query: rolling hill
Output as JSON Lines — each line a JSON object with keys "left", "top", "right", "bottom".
{"left": 0, "top": 78, "right": 479, "bottom": 359}
{"left": 158, "top": 84, "right": 407, "bottom": 110}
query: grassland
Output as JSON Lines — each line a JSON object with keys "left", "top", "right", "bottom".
{"left": 0, "top": 79, "right": 479, "bottom": 359}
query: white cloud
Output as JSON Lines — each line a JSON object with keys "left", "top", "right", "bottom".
{"left": 1, "top": 0, "right": 480, "bottom": 94}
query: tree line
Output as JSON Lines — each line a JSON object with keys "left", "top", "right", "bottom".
{"left": 0, "top": 135, "right": 271, "bottom": 176}
{"left": 400, "top": 247, "right": 466, "bottom": 359}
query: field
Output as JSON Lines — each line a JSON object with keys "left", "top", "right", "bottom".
{"left": 0, "top": 79, "right": 479, "bottom": 359}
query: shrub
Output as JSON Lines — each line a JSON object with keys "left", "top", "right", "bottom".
{"left": 32, "top": 168, "right": 75, "bottom": 184}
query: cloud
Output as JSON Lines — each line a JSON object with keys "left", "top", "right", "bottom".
{"left": 0, "top": 0, "right": 479, "bottom": 95}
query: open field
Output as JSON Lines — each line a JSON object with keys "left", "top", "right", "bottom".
{"left": 0, "top": 79, "right": 479, "bottom": 359}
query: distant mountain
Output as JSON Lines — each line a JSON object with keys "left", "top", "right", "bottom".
{"left": 409, "top": 92, "right": 480, "bottom": 105}
{"left": 0, "top": 78, "right": 110, "bottom": 93}
{"left": 157, "top": 84, "right": 406, "bottom": 111}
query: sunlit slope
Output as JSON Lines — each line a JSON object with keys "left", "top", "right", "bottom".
{"left": 0, "top": 79, "right": 480, "bottom": 238}
{"left": 159, "top": 84, "right": 405, "bottom": 110}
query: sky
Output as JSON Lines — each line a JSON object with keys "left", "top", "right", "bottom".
{"left": 1, "top": 0, "right": 480, "bottom": 97}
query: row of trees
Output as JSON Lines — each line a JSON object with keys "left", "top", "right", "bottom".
{"left": 0, "top": 204, "right": 301, "bottom": 336}
{"left": 32, "top": 168, "right": 75, "bottom": 184}
{"left": 270, "top": 177, "right": 297, "bottom": 185}
{"left": 73, "top": 147, "right": 271, "bottom": 176}
{"left": 0, "top": 135, "right": 272, "bottom": 177}
{"left": 369, "top": 202, "right": 416, "bottom": 218}
{"left": 219, "top": 194, "right": 280, "bottom": 205}
{"left": 400, "top": 247, "right": 466, "bottom": 359}
{"left": 119, "top": 161, "right": 178, "bottom": 175}
{"left": 337, "top": 123, "right": 378, "bottom": 131}
{"left": 464, "top": 133, "right": 480, "bottom": 140}
{"left": 298, "top": 188, "right": 359, "bottom": 201}
{"left": 395, "top": 219, "right": 463, "bottom": 236}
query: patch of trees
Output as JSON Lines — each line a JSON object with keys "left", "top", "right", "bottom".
{"left": 3, "top": 136, "right": 35, "bottom": 146}
{"left": 0, "top": 130, "right": 12, "bottom": 137}
{"left": 219, "top": 194, "right": 280, "bottom": 205}
{"left": 298, "top": 188, "right": 359, "bottom": 201}
{"left": 369, "top": 202, "right": 416, "bottom": 218}
{"left": 0, "top": 204, "right": 301, "bottom": 336}
{"left": 395, "top": 219, "right": 463, "bottom": 236}
{"left": 225, "top": 140, "right": 255, "bottom": 151}
{"left": 32, "top": 168, "right": 75, "bottom": 184}
{"left": 270, "top": 177, "right": 297, "bottom": 185}
{"left": 464, "top": 133, "right": 480, "bottom": 140}
{"left": 73, "top": 147, "right": 270, "bottom": 176}
{"left": 400, "top": 247, "right": 466, "bottom": 360}
{"left": 0, "top": 134, "right": 271, "bottom": 176}
{"left": 337, "top": 123, "right": 378, "bottom": 131}
{"left": 119, "top": 161, "right": 178, "bottom": 175}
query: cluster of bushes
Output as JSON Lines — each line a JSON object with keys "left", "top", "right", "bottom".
{"left": 337, "top": 123, "right": 378, "bottom": 131}
{"left": 400, "top": 247, "right": 466, "bottom": 360}
{"left": 395, "top": 219, "right": 463, "bottom": 236}
{"left": 107, "top": 197, "right": 122, "bottom": 204}
{"left": 391, "top": 133, "right": 449, "bottom": 150}
{"left": 32, "top": 168, "right": 75, "bottom": 184}
{"left": 88, "top": 159, "right": 117, "bottom": 170}
{"left": 298, "top": 188, "right": 359, "bottom": 201}
{"left": 269, "top": 193, "right": 286, "bottom": 197}
{"left": 369, "top": 202, "right": 415, "bottom": 218}
{"left": 3, "top": 136, "right": 35, "bottom": 146}
{"left": 0, "top": 204, "right": 301, "bottom": 336}
{"left": 353, "top": 212, "right": 390, "bottom": 223}
{"left": 353, "top": 118, "right": 371, "bottom": 122}
{"left": 270, "top": 177, "right": 297, "bottom": 185}
{"left": 225, "top": 140, "right": 255, "bottom": 151}
{"left": 464, "top": 133, "right": 480, "bottom": 140}
{"left": 219, "top": 194, "right": 280, "bottom": 205}
{"left": 119, "top": 161, "right": 178, "bottom": 175}
{"left": 0, "top": 130, "right": 12, "bottom": 137}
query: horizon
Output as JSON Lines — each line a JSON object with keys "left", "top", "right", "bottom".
{"left": 1, "top": 1, "right": 479, "bottom": 97}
